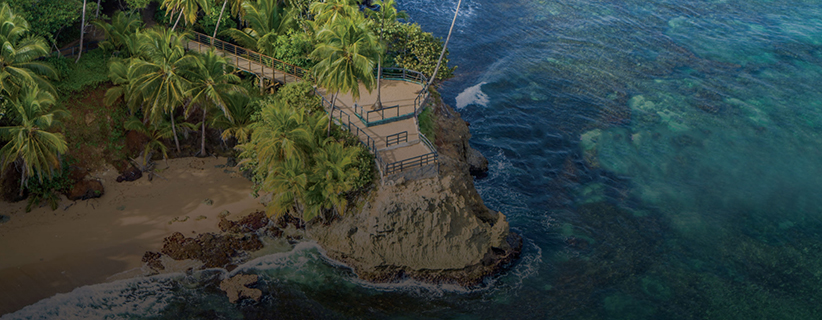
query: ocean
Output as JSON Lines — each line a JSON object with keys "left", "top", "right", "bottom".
{"left": 5, "top": 0, "right": 822, "bottom": 318}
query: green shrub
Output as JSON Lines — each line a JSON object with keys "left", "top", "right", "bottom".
{"left": 383, "top": 22, "right": 455, "bottom": 81}
{"left": 54, "top": 48, "right": 110, "bottom": 93}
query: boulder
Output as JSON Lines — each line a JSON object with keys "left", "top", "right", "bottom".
{"left": 116, "top": 166, "right": 142, "bottom": 182}
{"left": 66, "top": 180, "right": 104, "bottom": 200}
{"left": 466, "top": 146, "right": 489, "bottom": 177}
{"left": 219, "top": 274, "right": 262, "bottom": 303}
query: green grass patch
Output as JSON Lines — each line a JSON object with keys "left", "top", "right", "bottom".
{"left": 418, "top": 107, "right": 437, "bottom": 143}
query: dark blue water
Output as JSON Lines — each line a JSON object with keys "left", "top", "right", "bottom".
{"left": 6, "top": 0, "right": 822, "bottom": 319}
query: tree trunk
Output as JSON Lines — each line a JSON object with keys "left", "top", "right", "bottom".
{"left": 170, "top": 111, "right": 181, "bottom": 153}
{"left": 76, "top": 0, "right": 88, "bottom": 63}
{"left": 212, "top": 0, "right": 228, "bottom": 44}
{"left": 172, "top": 9, "right": 184, "bottom": 32}
{"left": 327, "top": 93, "right": 337, "bottom": 137}
{"left": 95, "top": 0, "right": 101, "bottom": 18}
{"left": 373, "top": 60, "right": 382, "bottom": 110}
{"left": 201, "top": 108, "right": 207, "bottom": 156}
{"left": 426, "top": 0, "right": 461, "bottom": 88}
{"left": 18, "top": 164, "right": 26, "bottom": 197}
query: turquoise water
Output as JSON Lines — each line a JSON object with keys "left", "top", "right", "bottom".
{"left": 6, "top": 0, "right": 822, "bottom": 318}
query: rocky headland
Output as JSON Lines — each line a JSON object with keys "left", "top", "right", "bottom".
{"left": 143, "top": 97, "right": 521, "bottom": 294}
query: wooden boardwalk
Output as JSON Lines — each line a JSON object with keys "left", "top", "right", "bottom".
{"left": 185, "top": 32, "right": 438, "bottom": 179}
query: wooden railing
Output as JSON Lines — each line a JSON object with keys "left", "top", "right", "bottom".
{"left": 186, "top": 31, "right": 311, "bottom": 83}
{"left": 351, "top": 67, "right": 431, "bottom": 126}
{"left": 184, "top": 32, "right": 437, "bottom": 178}
{"left": 386, "top": 131, "right": 408, "bottom": 147}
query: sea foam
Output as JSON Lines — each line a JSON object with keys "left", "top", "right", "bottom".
{"left": 455, "top": 82, "right": 490, "bottom": 109}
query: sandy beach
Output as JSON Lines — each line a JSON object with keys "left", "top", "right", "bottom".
{"left": 0, "top": 157, "right": 265, "bottom": 315}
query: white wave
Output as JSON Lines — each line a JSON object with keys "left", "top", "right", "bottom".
{"left": 2, "top": 274, "right": 181, "bottom": 320}
{"left": 455, "top": 82, "right": 490, "bottom": 109}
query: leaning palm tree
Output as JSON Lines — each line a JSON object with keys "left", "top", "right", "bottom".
{"left": 311, "top": 16, "right": 380, "bottom": 136}
{"left": 212, "top": 0, "right": 245, "bottom": 40}
{"left": 427, "top": 0, "right": 462, "bottom": 88}
{"left": 185, "top": 49, "right": 244, "bottom": 156}
{"left": 162, "top": 0, "right": 211, "bottom": 32}
{"left": 0, "top": 86, "right": 68, "bottom": 195}
{"left": 129, "top": 28, "right": 198, "bottom": 153}
{"left": 367, "top": 0, "right": 408, "bottom": 110}
{"left": 221, "top": 0, "right": 297, "bottom": 56}
{"left": 0, "top": 3, "right": 58, "bottom": 98}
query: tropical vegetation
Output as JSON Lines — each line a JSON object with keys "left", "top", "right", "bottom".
{"left": 1, "top": 0, "right": 453, "bottom": 221}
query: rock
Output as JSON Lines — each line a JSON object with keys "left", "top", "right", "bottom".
{"left": 219, "top": 274, "right": 262, "bottom": 304}
{"left": 66, "top": 180, "right": 104, "bottom": 200}
{"left": 226, "top": 157, "right": 238, "bottom": 168}
{"left": 142, "top": 251, "right": 165, "bottom": 271}
{"left": 203, "top": 198, "right": 213, "bottom": 205}
{"left": 161, "top": 232, "right": 263, "bottom": 269}
{"left": 466, "top": 146, "right": 489, "bottom": 177}
{"left": 310, "top": 99, "right": 520, "bottom": 286}
{"left": 0, "top": 215, "right": 9, "bottom": 224}
{"left": 116, "top": 166, "right": 142, "bottom": 182}
{"left": 219, "top": 211, "right": 269, "bottom": 233}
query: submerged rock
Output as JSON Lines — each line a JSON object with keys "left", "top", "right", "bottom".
{"left": 220, "top": 274, "right": 262, "bottom": 304}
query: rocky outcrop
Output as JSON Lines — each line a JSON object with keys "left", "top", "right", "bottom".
{"left": 66, "top": 180, "right": 104, "bottom": 200}
{"left": 220, "top": 274, "right": 262, "bottom": 303}
{"left": 161, "top": 232, "right": 263, "bottom": 270}
{"left": 310, "top": 98, "right": 520, "bottom": 286}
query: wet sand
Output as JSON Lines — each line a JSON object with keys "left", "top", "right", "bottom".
{"left": 0, "top": 157, "right": 265, "bottom": 315}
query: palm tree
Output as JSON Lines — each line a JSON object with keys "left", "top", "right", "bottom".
{"left": 124, "top": 116, "right": 173, "bottom": 166}
{"left": 222, "top": 0, "right": 296, "bottom": 56}
{"left": 129, "top": 28, "right": 197, "bottom": 153}
{"left": 250, "top": 100, "right": 313, "bottom": 165}
{"left": 367, "top": 0, "right": 407, "bottom": 110}
{"left": 311, "top": 17, "right": 379, "bottom": 136}
{"left": 0, "top": 3, "right": 58, "bottom": 98}
{"left": 212, "top": 0, "right": 244, "bottom": 40}
{"left": 76, "top": 0, "right": 88, "bottom": 63}
{"left": 0, "top": 86, "right": 68, "bottom": 195}
{"left": 309, "top": 0, "right": 359, "bottom": 28}
{"left": 306, "top": 141, "right": 359, "bottom": 219}
{"left": 185, "top": 49, "right": 244, "bottom": 156}
{"left": 427, "top": 0, "right": 462, "bottom": 88}
{"left": 211, "top": 92, "right": 255, "bottom": 144}
{"left": 93, "top": 11, "right": 144, "bottom": 55}
{"left": 262, "top": 156, "right": 308, "bottom": 218}
{"left": 162, "top": 0, "right": 211, "bottom": 32}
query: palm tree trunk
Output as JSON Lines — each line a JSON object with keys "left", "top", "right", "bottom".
{"left": 76, "top": 0, "right": 88, "bottom": 63}
{"left": 95, "top": 0, "right": 101, "bottom": 18}
{"left": 170, "top": 112, "right": 181, "bottom": 153}
{"left": 426, "top": 0, "right": 461, "bottom": 88}
{"left": 327, "top": 93, "right": 337, "bottom": 137}
{"left": 172, "top": 9, "right": 184, "bottom": 32}
{"left": 201, "top": 108, "right": 207, "bottom": 156}
{"left": 212, "top": 0, "right": 228, "bottom": 44}
{"left": 374, "top": 60, "right": 382, "bottom": 110}
{"left": 18, "top": 165, "right": 26, "bottom": 197}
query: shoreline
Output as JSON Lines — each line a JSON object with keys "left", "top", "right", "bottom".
{"left": 0, "top": 157, "right": 264, "bottom": 315}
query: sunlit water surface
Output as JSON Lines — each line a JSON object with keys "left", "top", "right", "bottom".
{"left": 6, "top": 0, "right": 822, "bottom": 319}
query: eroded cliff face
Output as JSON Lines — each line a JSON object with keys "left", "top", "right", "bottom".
{"left": 311, "top": 98, "right": 521, "bottom": 285}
